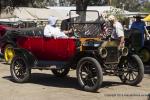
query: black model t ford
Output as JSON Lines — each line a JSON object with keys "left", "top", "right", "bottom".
{"left": 10, "top": 10, "right": 144, "bottom": 92}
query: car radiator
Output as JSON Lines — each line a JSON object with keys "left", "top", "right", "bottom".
{"left": 105, "top": 47, "right": 119, "bottom": 64}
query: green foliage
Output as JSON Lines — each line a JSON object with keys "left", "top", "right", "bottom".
{"left": 140, "top": 2, "right": 150, "bottom": 12}
{"left": 105, "top": 7, "right": 126, "bottom": 22}
{"left": 110, "top": 0, "right": 141, "bottom": 12}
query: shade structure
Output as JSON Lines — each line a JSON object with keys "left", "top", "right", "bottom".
{"left": 0, "top": 18, "right": 21, "bottom": 22}
{"left": 23, "top": 8, "right": 78, "bottom": 20}
{"left": 0, "top": 12, "right": 15, "bottom": 19}
{"left": 47, "top": 9, "right": 79, "bottom": 20}
{"left": 144, "top": 14, "right": 150, "bottom": 21}
{"left": 0, "top": 7, "right": 79, "bottom": 21}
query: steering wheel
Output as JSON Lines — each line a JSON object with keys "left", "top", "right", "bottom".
{"left": 70, "top": 26, "right": 80, "bottom": 38}
{"left": 73, "top": 29, "right": 80, "bottom": 38}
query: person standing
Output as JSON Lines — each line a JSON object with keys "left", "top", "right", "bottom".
{"left": 130, "top": 15, "right": 146, "bottom": 47}
{"left": 107, "top": 15, "right": 125, "bottom": 49}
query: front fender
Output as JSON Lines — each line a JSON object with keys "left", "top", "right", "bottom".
{"left": 144, "top": 40, "right": 150, "bottom": 50}
{"left": 13, "top": 48, "right": 37, "bottom": 67}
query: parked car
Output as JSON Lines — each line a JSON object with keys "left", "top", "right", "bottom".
{"left": 0, "top": 25, "right": 43, "bottom": 64}
{"left": 125, "top": 26, "right": 150, "bottom": 64}
{"left": 10, "top": 10, "right": 144, "bottom": 92}
{"left": 0, "top": 25, "right": 16, "bottom": 63}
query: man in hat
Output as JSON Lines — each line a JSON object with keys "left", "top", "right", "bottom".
{"left": 107, "top": 15, "right": 125, "bottom": 49}
{"left": 130, "top": 15, "right": 146, "bottom": 47}
{"left": 44, "top": 16, "right": 72, "bottom": 38}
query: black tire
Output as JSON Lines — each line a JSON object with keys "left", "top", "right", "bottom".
{"left": 51, "top": 67, "right": 70, "bottom": 77}
{"left": 10, "top": 56, "right": 31, "bottom": 83}
{"left": 119, "top": 55, "right": 144, "bottom": 86}
{"left": 77, "top": 57, "right": 103, "bottom": 92}
{"left": 4, "top": 44, "right": 14, "bottom": 64}
{"left": 139, "top": 48, "right": 150, "bottom": 64}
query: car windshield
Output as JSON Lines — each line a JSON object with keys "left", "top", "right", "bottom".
{"left": 70, "top": 10, "right": 102, "bottom": 38}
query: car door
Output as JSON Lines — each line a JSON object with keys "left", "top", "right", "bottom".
{"left": 43, "top": 38, "right": 69, "bottom": 61}
{"left": 29, "top": 36, "right": 44, "bottom": 60}
{"left": 15, "top": 28, "right": 44, "bottom": 60}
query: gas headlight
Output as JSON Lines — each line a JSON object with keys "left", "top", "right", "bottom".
{"left": 99, "top": 47, "right": 107, "bottom": 58}
{"left": 120, "top": 47, "right": 128, "bottom": 56}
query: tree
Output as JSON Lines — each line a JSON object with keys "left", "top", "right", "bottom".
{"left": 0, "top": 0, "right": 33, "bottom": 12}
{"left": 109, "top": 0, "right": 142, "bottom": 12}
{"left": 76, "top": 0, "right": 89, "bottom": 14}
{"left": 140, "top": 1, "right": 150, "bottom": 12}
{"left": 76, "top": 0, "right": 104, "bottom": 15}
{"left": 0, "top": 0, "right": 51, "bottom": 14}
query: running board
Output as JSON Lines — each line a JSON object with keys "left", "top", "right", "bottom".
{"left": 33, "top": 61, "right": 68, "bottom": 69}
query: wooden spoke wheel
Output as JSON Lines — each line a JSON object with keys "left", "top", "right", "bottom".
{"left": 10, "top": 56, "right": 31, "bottom": 83}
{"left": 119, "top": 55, "right": 144, "bottom": 86}
{"left": 77, "top": 57, "right": 103, "bottom": 92}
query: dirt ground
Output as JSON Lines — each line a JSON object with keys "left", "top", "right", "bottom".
{"left": 0, "top": 60, "right": 150, "bottom": 100}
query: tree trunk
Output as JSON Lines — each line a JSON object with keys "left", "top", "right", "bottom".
{"left": 76, "top": 0, "right": 89, "bottom": 14}
{"left": 76, "top": 0, "right": 89, "bottom": 22}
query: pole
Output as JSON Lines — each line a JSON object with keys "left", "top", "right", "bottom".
{"left": 0, "top": 0, "right": 1, "bottom": 18}
{"left": 109, "top": 0, "right": 112, "bottom": 6}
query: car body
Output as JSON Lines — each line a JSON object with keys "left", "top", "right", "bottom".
{"left": 0, "top": 25, "right": 13, "bottom": 50}
{"left": 0, "top": 26, "right": 43, "bottom": 63}
{"left": 125, "top": 27, "right": 150, "bottom": 64}
{"left": 140, "top": 40, "right": 150, "bottom": 64}
{"left": 17, "top": 37, "right": 76, "bottom": 61}
{"left": 10, "top": 10, "right": 144, "bottom": 92}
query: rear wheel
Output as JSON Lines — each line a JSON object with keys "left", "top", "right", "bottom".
{"left": 51, "top": 67, "right": 70, "bottom": 77}
{"left": 119, "top": 55, "right": 144, "bottom": 86}
{"left": 77, "top": 57, "right": 103, "bottom": 92}
{"left": 4, "top": 44, "right": 15, "bottom": 64}
{"left": 10, "top": 56, "right": 31, "bottom": 83}
{"left": 139, "top": 48, "right": 150, "bottom": 64}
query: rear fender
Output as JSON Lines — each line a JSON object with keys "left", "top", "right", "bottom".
{"left": 13, "top": 48, "right": 37, "bottom": 67}
{"left": 1, "top": 41, "right": 17, "bottom": 54}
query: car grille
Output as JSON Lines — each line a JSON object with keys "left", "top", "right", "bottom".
{"left": 105, "top": 47, "right": 119, "bottom": 64}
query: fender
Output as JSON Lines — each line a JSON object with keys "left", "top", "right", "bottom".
{"left": 13, "top": 48, "right": 37, "bottom": 67}
{"left": 73, "top": 50, "right": 99, "bottom": 63}
{"left": 144, "top": 40, "right": 150, "bottom": 50}
{"left": 1, "top": 35, "right": 17, "bottom": 54}
{"left": 142, "top": 46, "right": 150, "bottom": 51}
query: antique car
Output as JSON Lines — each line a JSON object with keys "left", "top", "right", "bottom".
{"left": 140, "top": 25, "right": 150, "bottom": 64}
{"left": 125, "top": 26, "right": 150, "bottom": 64}
{"left": 0, "top": 26, "right": 43, "bottom": 64}
{"left": 0, "top": 25, "right": 15, "bottom": 63}
{"left": 10, "top": 10, "right": 144, "bottom": 92}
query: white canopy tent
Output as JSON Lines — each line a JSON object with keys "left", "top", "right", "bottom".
{"left": 0, "top": 7, "right": 79, "bottom": 21}
{"left": 0, "top": 18, "right": 20, "bottom": 22}
{"left": 13, "top": 8, "right": 36, "bottom": 21}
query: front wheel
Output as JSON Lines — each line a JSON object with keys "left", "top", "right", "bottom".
{"left": 77, "top": 57, "right": 103, "bottom": 92}
{"left": 119, "top": 55, "right": 144, "bottom": 86}
{"left": 10, "top": 56, "right": 31, "bottom": 83}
